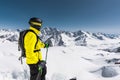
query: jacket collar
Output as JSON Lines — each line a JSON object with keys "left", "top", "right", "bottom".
{"left": 29, "top": 26, "right": 41, "bottom": 35}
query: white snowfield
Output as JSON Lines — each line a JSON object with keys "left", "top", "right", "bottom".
{"left": 1, "top": 30, "right": 120, "bottom": 80}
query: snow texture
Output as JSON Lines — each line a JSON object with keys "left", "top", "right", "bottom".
{"left": 1, "top": 28, "right": 120, "bottom": 80}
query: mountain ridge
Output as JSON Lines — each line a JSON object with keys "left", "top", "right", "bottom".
{"left": 0, "top": 27, "right": 120, "bottom": 46}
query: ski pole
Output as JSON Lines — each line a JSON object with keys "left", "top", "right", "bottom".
{"left": 45, "top": 48, "right": 48, "bottom": 62}
{"left": 36, "top": 48, "right": 48, "bottom": 80}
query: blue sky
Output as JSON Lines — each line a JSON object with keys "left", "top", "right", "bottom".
{"left": 0, "top": 0, "right": 120, "bottom": 33}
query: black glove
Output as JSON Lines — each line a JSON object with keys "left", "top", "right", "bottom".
{"left": 38, "top": 60, "right": 46, "bottom": 73}
{"left": 38, "top": 60, "right": 46, "bottom": 68}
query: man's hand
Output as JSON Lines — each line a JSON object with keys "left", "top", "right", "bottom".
{"left": 45, "top": 43, "right": 49, "bottom": 48}
{"left": 38, "top": 60, "right": 46, "bottom": 68}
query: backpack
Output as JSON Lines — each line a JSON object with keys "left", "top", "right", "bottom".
{"left": 18, "top": 29, "right": 39, "bottom": 64}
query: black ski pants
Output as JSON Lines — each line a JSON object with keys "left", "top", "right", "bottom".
{"left": 28, "top": 63, "right": 47, "bottom": 80}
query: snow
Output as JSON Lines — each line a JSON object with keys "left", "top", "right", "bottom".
{"left": 61, "top": 33, "right": 76, "bottom": 46}
{"left": 1, "top": 31, "right": 120, "bottom": 80}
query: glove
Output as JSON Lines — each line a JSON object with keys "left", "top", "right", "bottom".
{"left": 38, "top": 60, "right": 46, "bottom": 69}
{"left": 38, "top": 60, "right": 46, "bottom": 73}
{"left": 45, "top": 43, "right": 49, "bottom": 48}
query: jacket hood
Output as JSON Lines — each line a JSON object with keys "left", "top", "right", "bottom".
{"left": 29, "top": 26, "right": 41, "bottom": 35}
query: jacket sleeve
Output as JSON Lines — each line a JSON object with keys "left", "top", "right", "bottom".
{"left": 40, "top": 40, "right": 45, "bottom": 48}
{"left": 38, "top": 40, "right": 45, "bottom": 61}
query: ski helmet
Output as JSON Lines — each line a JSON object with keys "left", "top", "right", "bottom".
{"left": 29, "top": 17, "right": 42, "bottom": 30}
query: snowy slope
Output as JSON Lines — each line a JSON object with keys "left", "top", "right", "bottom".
{"left": 1, "top": 39, "right": 120, "bottom": 80}
{"left": 1, "top": 28, "right": 120, "bottom": 80}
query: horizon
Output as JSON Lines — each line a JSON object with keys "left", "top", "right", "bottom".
{"left": 0, "top": 26, "right": 119, "bottom": 35}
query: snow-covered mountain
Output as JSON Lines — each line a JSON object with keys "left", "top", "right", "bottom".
{"left": 0, "top": 29, "right": 19, "bottom": 43}
{"left": 1, "top": 27, "right": 120, "bottom": 80}
{"left": 0, "top": 27, "right": 120, "bottom": 47}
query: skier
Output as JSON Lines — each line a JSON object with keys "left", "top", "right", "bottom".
{"left": 24, "top": 17, "right": 49, "bottom": 80}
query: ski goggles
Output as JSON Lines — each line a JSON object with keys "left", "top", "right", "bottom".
{"left": 31, "top": 22, "right": 42, "bottom": 27}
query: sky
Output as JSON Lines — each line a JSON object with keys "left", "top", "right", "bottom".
{"left": 0, "top": 0, "right": 120, "bottom": 33}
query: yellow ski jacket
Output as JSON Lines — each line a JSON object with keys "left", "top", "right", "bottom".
{"left": 24, "top": 26, "right": 45, "bottom": 64}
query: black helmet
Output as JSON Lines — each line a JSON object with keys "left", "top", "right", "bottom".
{"left": 29, "top": 17, "right": 42, "bottom": 30}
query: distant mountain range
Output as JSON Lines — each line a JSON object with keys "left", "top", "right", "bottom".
{"left": 0, "top": 27, "right": 120, "bottom": 46}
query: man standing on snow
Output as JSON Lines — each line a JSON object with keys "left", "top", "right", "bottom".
{"left": 24, "top": 17, "right": 49, "bottom": 80}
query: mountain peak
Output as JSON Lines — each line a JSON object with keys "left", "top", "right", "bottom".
{"left": 0, "top": 27, "right": 120, "bottom": 46}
